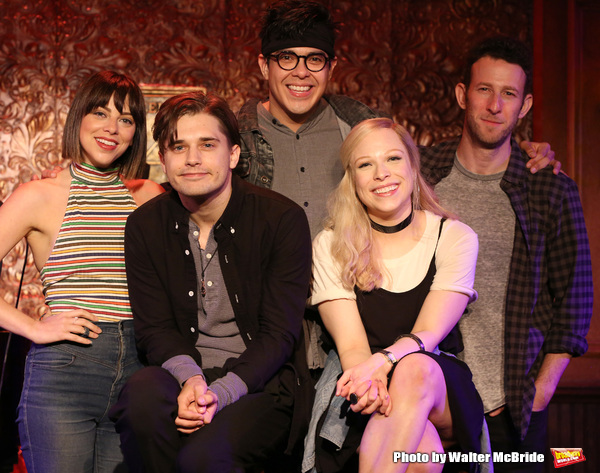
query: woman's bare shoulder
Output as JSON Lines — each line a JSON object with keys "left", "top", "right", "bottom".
{"left": 6, "top": 169, "right": 69, "bottom": 207}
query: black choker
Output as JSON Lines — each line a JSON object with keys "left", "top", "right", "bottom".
{"left": 369, "top": 210, "right": 414, "bottom": 234}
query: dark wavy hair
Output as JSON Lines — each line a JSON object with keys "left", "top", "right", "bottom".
{"left": 62, "top": 71, "right": 147, "bottom": 179}
{"left": 152, "top": 92, "right": 240, "bottom": 156}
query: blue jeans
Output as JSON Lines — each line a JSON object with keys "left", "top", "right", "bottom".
{"left": 17, "top": 320, "right": 142, "bottom": 473}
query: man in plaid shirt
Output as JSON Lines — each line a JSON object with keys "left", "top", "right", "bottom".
{"left": 420, "top": 37, "right": 592, "bottom": 472}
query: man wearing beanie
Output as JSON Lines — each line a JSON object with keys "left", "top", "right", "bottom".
{"left": 235, "top": 1, "right": 381, "bottom": 374}
{"left": 235, "top": 0, "right": 380, "bottom": 241}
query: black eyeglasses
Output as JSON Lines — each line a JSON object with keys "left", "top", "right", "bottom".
{"left": 268, "top": 51, "right": 330, "bottom": 72}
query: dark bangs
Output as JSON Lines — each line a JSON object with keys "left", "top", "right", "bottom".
{"left": 63, "top": 71, "right": 147, "bottom": 179}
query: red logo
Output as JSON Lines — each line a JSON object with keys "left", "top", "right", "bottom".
{"left": 550, "top": 448, "right": 586, "bottom": 468}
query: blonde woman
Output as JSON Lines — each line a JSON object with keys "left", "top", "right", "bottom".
{"left": 308, "top": 118, "right": 484, "bottom": 473}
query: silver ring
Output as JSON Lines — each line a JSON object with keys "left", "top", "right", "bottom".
{"left": 82, "top": 326, "right": 90, "bottom": 338}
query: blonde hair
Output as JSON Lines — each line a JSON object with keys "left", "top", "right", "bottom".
{"left": 326, "top": 118, "right": 453, "bottom": 291}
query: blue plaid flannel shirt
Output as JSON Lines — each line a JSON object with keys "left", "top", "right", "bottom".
{"left": 419, "top": 138, "right": 593, "bottom": 440}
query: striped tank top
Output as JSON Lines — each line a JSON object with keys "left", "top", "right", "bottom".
{"left": 40, "top": 162, "right": 137, "bottom": 322}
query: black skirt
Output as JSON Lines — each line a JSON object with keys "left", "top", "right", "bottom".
{"left": 313, "top": 351, "right": 484, "bottom": 473}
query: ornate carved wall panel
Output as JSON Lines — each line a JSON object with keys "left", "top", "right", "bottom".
{"left": 0, "top": 0, "right": 533, "bottom": 318}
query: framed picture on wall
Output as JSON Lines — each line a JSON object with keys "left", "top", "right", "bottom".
{"left": 140, "top": 84, "right": 207, "bottom": 184}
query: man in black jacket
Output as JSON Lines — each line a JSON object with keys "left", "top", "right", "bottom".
{"left": 110, "top": 92, "right": 312, "bottom": 473}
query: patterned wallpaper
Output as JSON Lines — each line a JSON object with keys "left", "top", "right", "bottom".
{"left": 0, "top": 0, "right": 532, "bottom": 318}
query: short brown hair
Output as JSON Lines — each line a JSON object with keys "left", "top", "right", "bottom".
{"left": 152, "top": 92, "right": 240, "bottom": 156}
{"left": 62, "top": 71, "right": 147, "bottom": 179}
{"left": 463, "top": 36, "right": 533, "bottom": 95}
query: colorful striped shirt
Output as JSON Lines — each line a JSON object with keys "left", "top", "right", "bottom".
{"left": 40, "top": 162, "right": 137, "bottom": 322}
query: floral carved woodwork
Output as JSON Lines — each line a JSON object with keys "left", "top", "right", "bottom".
{"left": 0, "top": 0, "right": 532, "bottom": 318}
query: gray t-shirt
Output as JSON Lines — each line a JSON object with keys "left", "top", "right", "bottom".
{"left": 257, "top": 100, "right": 344, "bottom": 237}
{"left": 434, "top": 156, "right": 515, "bottom": 413}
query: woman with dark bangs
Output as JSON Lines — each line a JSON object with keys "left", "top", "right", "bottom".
{"left": 0, "top": 71, "right": 163, "bottom": 472}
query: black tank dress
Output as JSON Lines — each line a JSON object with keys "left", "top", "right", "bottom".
{"left": 314, "top": 219, "right": 484, "bottom": 473}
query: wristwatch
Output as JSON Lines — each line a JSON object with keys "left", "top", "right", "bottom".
{"left": 377, "top": 349, "right": 398, "bottom": 365}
